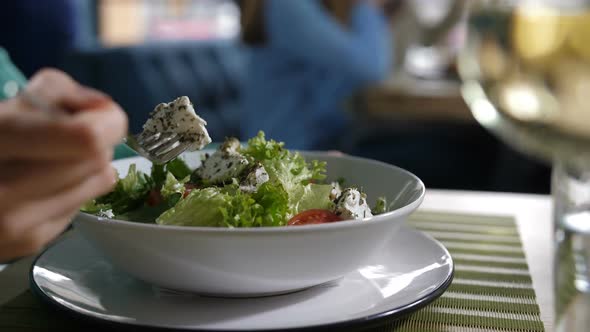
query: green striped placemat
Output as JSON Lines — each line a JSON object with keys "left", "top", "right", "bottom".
{"left": 0, "top": 211, "right": 544, "bottom": 332}
{"left": 378, "top": 211, "right": 545, "bottom": 332}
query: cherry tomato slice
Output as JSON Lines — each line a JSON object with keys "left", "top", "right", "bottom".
{"left": 183, "top": 183, "right": 200, "bottom": 198}
{"left": 146, "top": 189, "right": 163, "bottom": 206}
{"left": 287, "top": 209, "right": 342, "bottom": 226}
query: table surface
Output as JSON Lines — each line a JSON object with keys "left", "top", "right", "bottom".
{"left": 0, "top": 189, "right": 554, "bottom": 331}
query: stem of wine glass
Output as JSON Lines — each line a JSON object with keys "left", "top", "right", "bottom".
{"left": 552, "top": 161, "right": 590, "bottom": 331}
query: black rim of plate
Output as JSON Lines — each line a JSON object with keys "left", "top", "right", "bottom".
{"left": 29, "top": 233, "right": 454, "bottom": 332}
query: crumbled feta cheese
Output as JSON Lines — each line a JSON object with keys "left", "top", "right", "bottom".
{"left": 195, "top": 142, "right": 249, "bottom": 184}
{"left": 142, "top": 96, "right": 212, "bottom": 151}
{"left": 330, "top": 181, "right": 342, "bottom": 201}
{"left": 220, "top": 137, "right": 241, "bottom": 154}
{"left": 240, "top": 163, "right": 270, "bottom": 193}
{"left": 333, "top": 188, "right": 373, "bottom": 220}
{"left": 98, "top": 209, "right": 115, "bottom": 219}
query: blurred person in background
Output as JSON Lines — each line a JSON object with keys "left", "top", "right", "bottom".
{"left": 0, "top": 51, "right": 127, "bottom": 262}
{"left": 239, "top": 0, "right": 395, "bottom": 150}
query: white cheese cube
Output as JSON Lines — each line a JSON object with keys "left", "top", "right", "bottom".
{"left": 333, "top": 188, "right": 373, "bottom": 220}
{"left": 196, "top": 149, "right": 249, "bottom": 184}
{"left": 142, "top": 96, "right": 212, "bottom": 151}
{"left": 240, "top": 163, "right": 270, "bottom": 193}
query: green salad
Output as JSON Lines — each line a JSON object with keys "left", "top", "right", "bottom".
{"left": 82, "top": 132, "right": 387, "bottom": 227}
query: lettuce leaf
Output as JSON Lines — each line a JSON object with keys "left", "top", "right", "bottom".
{"left": 242, "top": 131, "right": 328, "bottom": 216}
{"left": 156, "top": 181, "right": 289, "bottom": 227}
{"left": 80, "top": 200, "right": 113, "bottom": 215}
{"left": 160, "top": 172, "right": 190, "bottom": 207}
{"left": 249, "top": 181, "right": 289, "bottom": 226}
{"left": 156, "top": 188, "right": 227, "bottom": 227}
{"left": 293, "top": 184, "right": 334, "bottom": 215}
{"left": 88, "top": 164, "right": 153, "bottom": 215}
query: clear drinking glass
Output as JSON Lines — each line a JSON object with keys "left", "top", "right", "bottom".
{"left": 553, "top": 162, "right": 590, "bottom": 331}
{"left": 457, "top": 0, "right": 590, "bottom": 330}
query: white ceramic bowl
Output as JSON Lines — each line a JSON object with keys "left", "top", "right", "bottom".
{"left": 74, "top": 151, "right": 425, "bottom": 297}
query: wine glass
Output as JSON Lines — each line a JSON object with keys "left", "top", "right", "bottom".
{"left": 457, "top": 0, "right": 590, "bottom": 331}
{"left": 403, "top": 0, "right": 467, "bottom": 78}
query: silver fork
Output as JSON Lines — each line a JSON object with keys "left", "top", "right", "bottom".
{"left": 21, "top": 91, "right": 190, "bottom": 164}
{"left": 125, "top": 132, "right": 190, "bottom": 164}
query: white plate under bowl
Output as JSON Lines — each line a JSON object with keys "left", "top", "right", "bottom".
{"left": 30, "top": 227, "right": 453, "bottom": 331}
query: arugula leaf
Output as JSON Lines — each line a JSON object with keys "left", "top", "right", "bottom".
{"left": 166, "top": 158, "right": 192, "bottom": 179}
{"left": 150, "top": 157, "right": 191, "bottom": 188}
{"left": 151, "top": 163, "right": 166, "bottom": 188}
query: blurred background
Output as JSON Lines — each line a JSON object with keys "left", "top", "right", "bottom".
{"left": 0, "top": 0, "right": 550, "bottom": 194}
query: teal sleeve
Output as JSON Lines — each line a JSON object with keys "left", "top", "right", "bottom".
{"left": 0, "top": 48, "right": 26, "bottom": 100}
{"left": 114, "top": 144, "right": 138, "bottom": 160}
{"left": 0, "top": 48, "right": 134, "bottom": 161}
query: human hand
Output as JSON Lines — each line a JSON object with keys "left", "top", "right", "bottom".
{"left": 0, "top": 69, "right": 128, "bottom": 261}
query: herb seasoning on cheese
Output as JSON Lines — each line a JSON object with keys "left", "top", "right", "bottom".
{"left": 142, "top": 96, "right": 212, "bottom": 151}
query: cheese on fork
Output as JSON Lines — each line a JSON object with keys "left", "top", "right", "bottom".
{"left": 142, "top": 96, "right": 212, "bottom": 151}
{"left": 333, "top": 188, "right": 373, "bottom": 220}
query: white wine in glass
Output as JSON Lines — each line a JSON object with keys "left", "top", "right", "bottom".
{"left": 458, "top": 1, "right": 590, "bottom": 330}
